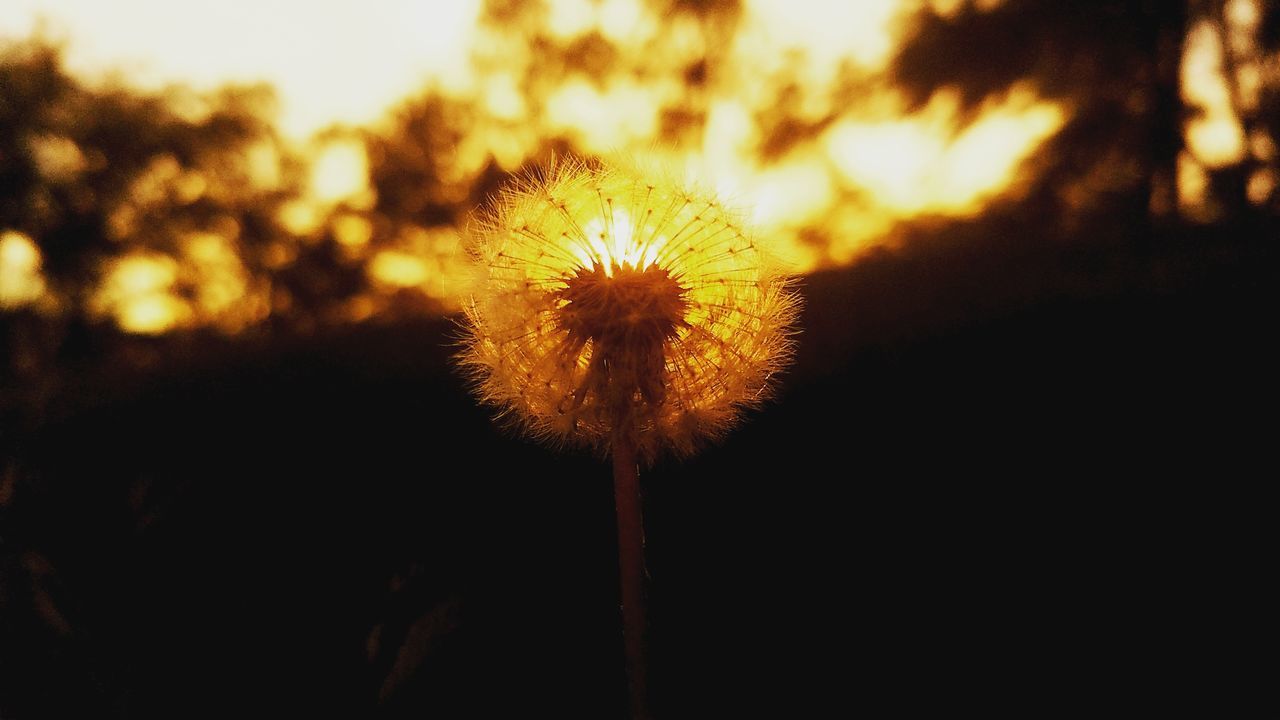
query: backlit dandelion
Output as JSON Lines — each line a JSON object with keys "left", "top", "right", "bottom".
{"left": 460, "top": 156, "right": 799, "bottom": 459}
{"left": 458, "top": 156, "right": 799, "bottom": 718}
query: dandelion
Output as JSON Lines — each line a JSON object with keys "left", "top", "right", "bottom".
{"left": 460, "top": 156, "right": 798, "bottom": 458}
{"left": 458, "top": 156, "right": 799, "bottom": 718}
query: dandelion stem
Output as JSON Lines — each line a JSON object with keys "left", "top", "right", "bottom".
{"left": 612, "top": 431, "right": 649, "bottom": 719}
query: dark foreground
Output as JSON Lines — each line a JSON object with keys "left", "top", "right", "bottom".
{"left": 1, "top": 228, "right": 1273, "bottom": 718}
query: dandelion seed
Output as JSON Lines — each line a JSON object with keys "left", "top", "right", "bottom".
{"left": 459, "top": 156, "right": 799, "bottom": 459}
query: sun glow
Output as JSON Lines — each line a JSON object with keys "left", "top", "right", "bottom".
{"left": 0, "top": 230, "right": 48, "bottom": 310}
{"left": 310, "top": 139, "right": 370, "bottom": 204}
{"left": 462, "top": 1, "right": 1067, "bottom": 269}
{"left": 89, "top": 253, "right": 188, "bottom": 334}
{"left": 576, "top": 209, "right": 670, "bottom": 277}
{"left": 1183, "top": 19, "right": 1246, "bottom": 169}
{"left": 0, "top": 0, "right": 483, "bottom": 139}
{"left": 827, "top": 86, "right": 1066, "bottom": 215}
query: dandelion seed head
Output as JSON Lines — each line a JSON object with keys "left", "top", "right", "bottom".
{"left": 459, "top": 156, "right": 799, "bottom": 458}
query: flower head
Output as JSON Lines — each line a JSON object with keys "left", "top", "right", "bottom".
{"left": 459, "top": 157, "right": 799, "bottom": 458}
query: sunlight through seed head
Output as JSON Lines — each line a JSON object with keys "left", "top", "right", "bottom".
{"left": 459, "top": 157, "right": 800, "bottom": 459}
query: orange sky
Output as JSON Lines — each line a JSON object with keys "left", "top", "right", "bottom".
{"left": 0, "top": 0, "right": 482, "bottom": 138}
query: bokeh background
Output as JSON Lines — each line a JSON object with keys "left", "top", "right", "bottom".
{"left": 1, "top": 1, "right": 1272, "bottom": 717}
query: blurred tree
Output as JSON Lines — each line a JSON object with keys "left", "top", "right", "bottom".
{"left": 0, "top": 39, "right": 286, "bottom": 292}
{"left": 6, "top": 0, "right": 1276, "bottom": 396}
{"left": 1201, "top": 0, "right": 1280, "bottom": 218}
{"left": 368, "top": 96, "right": 471, "bottom": 227}
{"left": 892, "top": 1, "right": 1190, "bottom": 233}
{"left": 0, "top": 38, "right": 455, "bottom": 370}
